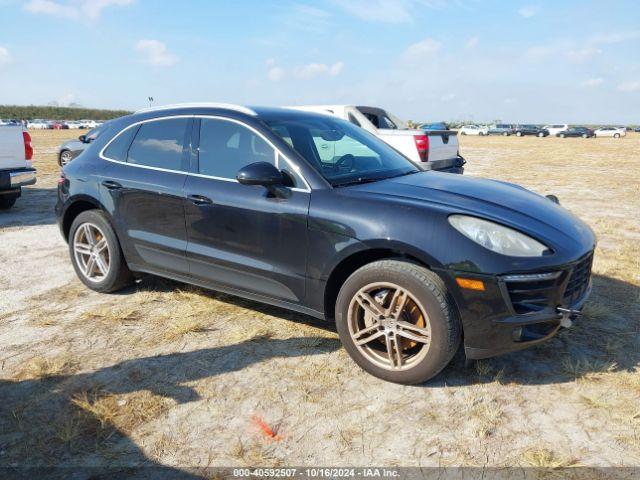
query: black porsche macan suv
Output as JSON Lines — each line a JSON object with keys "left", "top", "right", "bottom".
{"left": 56, "top": 104, "right": 596, "bottom": 384}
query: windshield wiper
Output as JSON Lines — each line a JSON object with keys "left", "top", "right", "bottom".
{"left": 332, "top": 177, "right": 384, "bottom": 187}
{"left": 386, "top": 169, "right": 420, "bottom": 179}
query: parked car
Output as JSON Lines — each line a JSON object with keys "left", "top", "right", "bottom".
{"left": 28, "top": 119, "right": 49, "bottom": 129}
{"left": 49, "top": 121, "right": 64, "bottom": 130}
{"left": 488, "top": 124, "right": 514, "bottom": 136}
{"left": 65, "top": 121, "right": 82, "bottom": 130}
{"left": 79, "top": 120, "right": 98, "bottom": 129}
{"left": 594, "top": 127, "right": 626, "bottom": 138}
{"left": 459, "top": 125, "right": 489, "bottom": 136}
{"left": 543, "top": 124, "right": 569, "bottom": 136}
{"left": 420, "top": 122, "right": 449, "bottom": 131}
{"left": 0, "top": 124, "right": 36, "bottom": 209}
{"left": 635, "top": 127, "right": 640, "bottom": 133}
{"left": 289, "top": 105, "right": 464, "bottom": 174}
{"left": 514, "top": 125, "right": 549, "bottom": 137}
{"left": 58, "top": 126, "right": 105, "bottom": 166}
{"left": 56, "top": 103, "right": 596, "bottom": 384}
{"left": 557, "top": 127, "right": 595, "bottom": 138}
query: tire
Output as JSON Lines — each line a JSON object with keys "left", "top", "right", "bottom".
{"left": 516, "top": 131, "right": 522, "bottom": 137}
{"left": 69, "top": 210, "right": 133, "bottom": 293}
{"left": 582, "top": 134, "right": 588, "bottom": 138}
{"left": 335, "top": 260, "right": 461, "bottom": 384}
{"left": 502, "top": 132, "right": 509, "bottom": 136}
{"left": 614, "top": 133, "right": 620, "bottom": 138}
{"left": 59, "top": 150, "right": 73, "bottom": 166}
{"left": 461, "top": 132, "right": 466, "bottom": 136}
{"left": 560, "top": 133, "right": 566, "bottom": 138}
{"left": 0, "top": 195, "right": 18, "bottom": 210}
{"left": 537, "top": 132, "right": 544, "bottom": 137}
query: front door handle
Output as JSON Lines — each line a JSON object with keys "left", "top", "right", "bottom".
{"left": 102, "top": 180, "right": 122, "bottom": 190}
{"left": 188, "top": 194, "right": 213, "bottom": 206}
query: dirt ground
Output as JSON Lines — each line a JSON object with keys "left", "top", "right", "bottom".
{"left": 0, "top": 130, "right": 638, "bottom": 473}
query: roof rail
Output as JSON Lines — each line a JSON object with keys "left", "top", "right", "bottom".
{"left": 135, "top": 103, "right": 256, "bottom": 116}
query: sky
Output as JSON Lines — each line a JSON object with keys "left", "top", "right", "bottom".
{"left": 0, "top": 0, "right": 639, "bottom": 123}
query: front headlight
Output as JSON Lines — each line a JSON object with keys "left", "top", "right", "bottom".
{"left": 448, "top": 215, "right": 549, "bottom": 257}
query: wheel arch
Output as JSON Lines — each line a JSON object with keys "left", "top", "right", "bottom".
{"left": 323, "top": 243, "right": 438, "bottom": 320}
{"left": 61, "top": 195, "right": 112, "bottom": 241}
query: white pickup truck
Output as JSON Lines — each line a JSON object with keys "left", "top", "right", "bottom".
{"left": 0, "top": 125, "right": 36, "bottom": 209}
{"left": 288, "top": 105, "right": 465, "bottom": 173}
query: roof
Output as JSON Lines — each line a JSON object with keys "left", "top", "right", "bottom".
{"left": 135, "top": 103, "right": 256, "bottom": 116}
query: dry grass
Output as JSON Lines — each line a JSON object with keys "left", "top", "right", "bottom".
{"left": 0, "top": 130, "right": 639, "bottom": 468}
{"left": 15, "top": 354, "right": 78, "bottom": 380}
{"left": 522, "top": 447, "right": 581, "bottom": 468}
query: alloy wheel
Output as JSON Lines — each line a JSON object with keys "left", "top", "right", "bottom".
{"left": 73, "top": 223, "right": 110, "bottom": 282}
{"left": 60, "top": 151, "right": 73, "bottom": 166}
{"left": 347, "top": 282, "right": 431, "bottom": 371}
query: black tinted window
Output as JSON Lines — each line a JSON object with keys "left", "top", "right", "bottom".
{"left": 127, "top": 118, "right": 189, "bottom": 170}
{"left": 103, "top": 125, "right": 139, "bottom": 162}
{"left": 198, "top": 119, "right": 274, "bottom": 179}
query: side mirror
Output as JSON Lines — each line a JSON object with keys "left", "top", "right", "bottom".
{"left": 78, "top": 135, "right": 87, "bottom": 143}
{"left": 236, "top": 162, "right": 283, "bottom": 187}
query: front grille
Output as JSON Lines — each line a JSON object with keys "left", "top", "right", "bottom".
{"left": 505, "top": 276, "right": 558, "bottom": 314}
{"left": 563, "top": 252, "right": 593, "bottom": 304}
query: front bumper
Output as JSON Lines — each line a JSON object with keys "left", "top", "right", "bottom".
{"left": 0, "top": 168, "right": 37, "bottom": 192}
{"left": 437, "top": 251, "right": 594, "bottom": 360}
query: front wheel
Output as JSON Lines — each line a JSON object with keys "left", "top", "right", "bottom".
{"left": 502, "top": 132, "right": 509, "bottom": 136}
{"left": 516, "top": 131, "right": 523, "bottom": 137}
{"left": 560, "top": 133, "right": 566, "bottom": 138}
{"left": 614, "top": 133, "right": 620, "bottom": 138}
{"left": 69, "top": 210, "right": 133, "bottom": 293}
{"left": 537, "top": 132, "right": 544, "bottom": 137}
{"left": 335, "top": 260, "right": 461, "bottom": 384}
{"left": 582, "top": 134, "right": 588, "bottom": 138}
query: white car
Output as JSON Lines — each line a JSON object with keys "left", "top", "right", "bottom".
{"left": 459, "top": 125, "right": 489, "bottom": 136}
{"left": 543, "top": 124, "right": 569, "bottom": 136}
{"left": 288, "top": 105, "right": 464, "bottom": 173}
{"left": 80, "top": 120, "right": 98, "bottom": 129}
{"left": 28, "top": 119, "right": 49, "bottom": 129}
{"left": 594, "top": 127, "right": 626, "bottom": 138}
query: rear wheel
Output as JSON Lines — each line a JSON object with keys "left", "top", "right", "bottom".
{"left": 59, "top": 150, "right": 73, "bottom": 166}
{"left": 0, "top": 195, "right": 18, "bottom": 210}
{"left": 516, "top": 131, "right": 523, "bottom": 137}
{"left": 614, "top": 133, "right": 620, "bottom": 138}
{"left": 537, "top": 132, "right": 544, "bottom": 137}
{"left": 582, "top": 133, "right": 588, "bottom": 138}
{"left": 502, "top": 132, "right": 509, "bottom": 136}
{"left": 69, "top": 210, "right": 133, "bottom": 292}
{"left": 560, "top": 133, "right": 566, "bottom": 138}
{"left": 335, "top": 260, "right": 461, "bottom": 384}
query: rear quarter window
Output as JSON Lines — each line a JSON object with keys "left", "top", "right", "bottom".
{"left": 103, "top": 125, "right": 139, "bottom": 162}
{"left": 127, "top": 118, "right": 190, "bottom": 170}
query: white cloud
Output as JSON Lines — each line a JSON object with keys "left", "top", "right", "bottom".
{"left": 466, "top": 36, "right": 479, "bottom": 48}
{"left": 618, "top": 81, "right": 640, "bottom": 92}
{"left": 582, "top": 78, "right": 604, "bottom": 88}
{"left": 333, "top": 0, "right": 413, "bottom": 24}
{"left": 518, "top": 6, "right": 538, "bottom": 18}
{"left": 268, "top": 66, "right": 285, "bottom": 82}
{"left": 566, "top": 47, "right": 601, "bottom": 63}
{"left": 590, "top": 30, "right": 640, "bottom": 45}
{"left": 135, "top": 40, "right": 179, "bottom": 67}
{"left": 0, "top": 46, "right": 11, "bottom": 67}
{"left": 24, "top": 0, "right": 134, "bottom": 20}
{"left": 294, "top": 61, "right": 344, "bottom": 79}
{"left": 402, "top": 38, "right": 441, "bottom": 62}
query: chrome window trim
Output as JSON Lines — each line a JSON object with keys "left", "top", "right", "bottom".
{"left": 98, "top": 114, "right": 311, "bottom": 193}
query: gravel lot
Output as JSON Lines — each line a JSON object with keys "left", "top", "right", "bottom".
{"left": 1, "top": 130, "right": 638, "bottom": 474}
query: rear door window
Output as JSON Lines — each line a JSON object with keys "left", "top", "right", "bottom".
{"left": 127, "top": 118, "right": 190, "bottom": 170}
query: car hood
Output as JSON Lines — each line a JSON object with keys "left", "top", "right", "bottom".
{"left": 344, "top": 171, "right": 595, "bottom": 254}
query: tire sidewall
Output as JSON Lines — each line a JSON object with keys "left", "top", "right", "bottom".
{"left": 69, "top": 210, "right": 127, "bottom": 292}
{"left": 335, "top": 262, "right": 457, "bottom": 384}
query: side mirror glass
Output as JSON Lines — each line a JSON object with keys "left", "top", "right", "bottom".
{"left": 79, "top": 135, "right": 87, "bottom": 143}
{"left": 236, "top": 162, "right": 283, "bottom": 187}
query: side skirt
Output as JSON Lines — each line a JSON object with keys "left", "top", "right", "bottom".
{"left": 128, "top": 263, "right": 327, "bottom": 321}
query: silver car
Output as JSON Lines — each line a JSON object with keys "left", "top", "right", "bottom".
{"left": 57, "top": 126, "right": 104, "bottom": 166}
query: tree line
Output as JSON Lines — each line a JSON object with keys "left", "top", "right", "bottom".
{"left": 0, "top": 105, "right": 132, "bottom": 121}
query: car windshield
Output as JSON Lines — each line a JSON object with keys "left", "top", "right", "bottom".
{"left": 264, "top": 115, "right": 419, "bottom": 187}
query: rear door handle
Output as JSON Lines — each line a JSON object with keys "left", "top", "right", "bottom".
{"left": 102, "top": 180, "right": 122, "bottom": 190}
{"left": 188, "top": 194, "right": 213, "bottom": 206}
